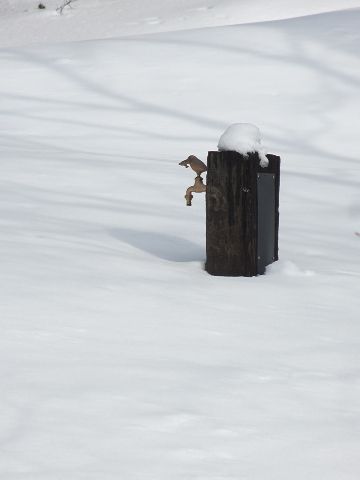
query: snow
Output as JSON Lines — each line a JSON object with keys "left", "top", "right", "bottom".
{"left": 1, "top": 1, "right": 360, "bottom": 479}
{"left": 218, "top": 123, "right": 269, "bottom": 167}
{"left": 1, "top": 0, "right": 360, "bottom": 47}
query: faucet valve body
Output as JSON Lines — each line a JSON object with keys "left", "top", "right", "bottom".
{"left": 185, "top": 175, "right": 206, "bottom": 206}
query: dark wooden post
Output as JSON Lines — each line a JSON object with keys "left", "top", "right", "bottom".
{"left": 205, "top": 151, "right": 280, "bottom": 276}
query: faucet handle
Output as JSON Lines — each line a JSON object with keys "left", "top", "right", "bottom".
{"left": 179, "top": 155, "right": 207, "bottom": 176}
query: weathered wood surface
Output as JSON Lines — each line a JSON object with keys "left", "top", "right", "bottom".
{"left": 205, "top": 151, "right": 280, "bottom": 276}
{"left": 206, "top": 151, "right": 258, "bottom": 276}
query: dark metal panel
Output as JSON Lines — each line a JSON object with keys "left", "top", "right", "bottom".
{"left": 257, "top": 173, "right": 275, "bottom": 274}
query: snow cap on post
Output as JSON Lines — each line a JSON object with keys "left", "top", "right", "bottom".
{"left": 217, "top": 123, "right": 269, "bottom": 167}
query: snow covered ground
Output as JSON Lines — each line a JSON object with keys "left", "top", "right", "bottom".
{"left": 1, "top": 1, "right": 360, "bottom": 479}
{"left": 2, "top": 0, "right": 360, "bottom": 46}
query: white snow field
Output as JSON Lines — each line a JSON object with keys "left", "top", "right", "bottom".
{"left": 2, "top": 0, "right": 360, "bottom": 46}
{"left": 1, "top": 0, "right": 360, "bottom": 478}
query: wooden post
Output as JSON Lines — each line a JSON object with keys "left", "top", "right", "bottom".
{"left": 205, "top": 151, "right": 280, "bottom": 276}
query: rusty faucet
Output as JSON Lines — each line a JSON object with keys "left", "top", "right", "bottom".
{"left": 179, "top": 155, "right": 207, "bottom": 206}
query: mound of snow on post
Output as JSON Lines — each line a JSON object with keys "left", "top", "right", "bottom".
{"left": 218, "top": 123, "right": 269, "bottom": 167}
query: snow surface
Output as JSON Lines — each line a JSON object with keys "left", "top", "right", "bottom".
{"left": 1, "top": 0, "right": 360, "bottom": 47}
{"left": 1, "top": 1, "right": 360, "bottom": 479}
{"left": 218, "top": 123, "right": 269, "bottom": 167}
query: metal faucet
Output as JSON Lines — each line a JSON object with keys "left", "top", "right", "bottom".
{"left": 179, "top": 155, "right": 207, "bottom": 206}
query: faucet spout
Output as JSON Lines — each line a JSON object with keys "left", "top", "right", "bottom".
{"left": 185, "top": 175, "right": 206, "bottom": 206}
